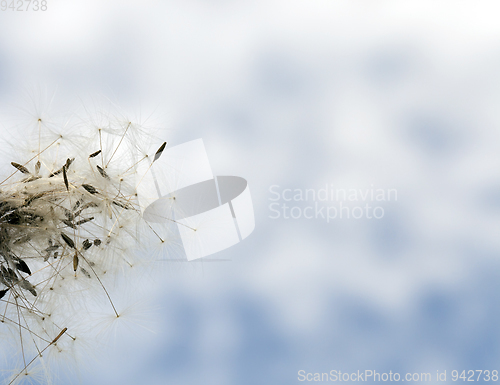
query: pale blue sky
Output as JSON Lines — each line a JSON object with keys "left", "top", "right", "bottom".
{"left": 2, "top": 1, "right": 500, "bottom": 384}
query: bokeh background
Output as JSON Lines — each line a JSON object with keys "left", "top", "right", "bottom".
{"left": 2, "top": 1, "right": 500, "bottom": 384}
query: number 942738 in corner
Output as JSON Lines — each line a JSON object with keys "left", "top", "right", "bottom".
{"left": 452, "top": 370, "right": 498, "bottom": 381}
{"left": 1, "top": 0, "right": 47, "bottom": 11}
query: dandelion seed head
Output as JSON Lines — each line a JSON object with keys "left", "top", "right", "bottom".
{"left": 0, "top": 91, "right": 255, "bottom": 384}
{"left": 0, "top": 97, "right": 174, "bottom": 384}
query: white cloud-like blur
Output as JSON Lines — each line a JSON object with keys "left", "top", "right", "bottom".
{"left": 2, "top": 1, "right": 500, "bottom": 384}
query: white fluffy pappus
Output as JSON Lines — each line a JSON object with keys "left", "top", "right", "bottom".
{"left": 0, "top": 101, "right": 181, "bottom": 384}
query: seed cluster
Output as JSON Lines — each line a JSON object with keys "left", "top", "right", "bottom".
{"left": 0, "top": 114, "right": 169, "bottom": 384}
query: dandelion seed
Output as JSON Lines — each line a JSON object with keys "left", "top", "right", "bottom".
{"left": 62, "top": 165, "right": 69, "bottom": 191}
{"left": 75, "top": 217, "right": 94, "bottom": 226}
{"left": 61, "top": 219, "right": 77, "bottom": 229}
{"left": 96, "top": 165, "right": 109, "bottom": 179}
{"left": 112, "top": 200, "right": 130, "bottom": 209}
{"left": 10, "top": 162, "right": 30, "bottom": 174}
{"left": 153, "top": 141, "right": 167, "bottom": 162}
{"left": 89, "top": 150, "right": 101, "bottom": 158}
{"left": 72, "top": 253, "right": 79, "bottom": 272}
{"left": 81, "top": 184, "right": 98, "bottom": 194}
{"left": 65, "top": 157, "right": 75, "bottom": 169}
{"left": 14, "top": 259, "right": 31, "bottom": 275}
{"left": 60, "top": 233, "right": 75, "bottom": 249}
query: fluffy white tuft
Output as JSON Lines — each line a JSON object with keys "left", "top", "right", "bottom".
{"left": 0, "top": 97, "right": 180, "bottom": 384}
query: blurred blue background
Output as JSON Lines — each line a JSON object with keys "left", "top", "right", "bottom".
{"left": 2, "top": 1, "right": 500, "bottom": 384}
